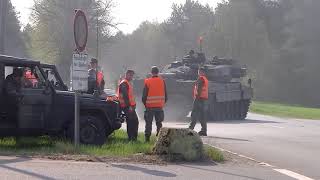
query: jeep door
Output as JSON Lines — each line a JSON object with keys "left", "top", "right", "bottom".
{"left": 18, "top": 65, "right": 52, "bottom": 131}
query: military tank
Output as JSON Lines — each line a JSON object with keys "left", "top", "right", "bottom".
{"left": 133, "top": 52, "right": 253, "bottom": 121}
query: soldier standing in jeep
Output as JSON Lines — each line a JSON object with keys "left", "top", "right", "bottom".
{"left": 88, "top": 58, "right": 105, "bottom": 95}
{"left": 3, "top": 68, "right": 23, "bottom": 124}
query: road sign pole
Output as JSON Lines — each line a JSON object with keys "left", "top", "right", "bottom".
{"left": 74, "top": 91, "right": 80, "bottom": 146}
{"left": 73, "top": 9, "right": 88, "bottom": 147}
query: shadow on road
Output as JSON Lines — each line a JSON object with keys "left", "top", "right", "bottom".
{"left": 0, "top": 157, "right": 56, "bottom": 180}
{"left": 0, "top": 157, "right": 32, "bottom": 165}
{"left": 180, "top": 164, "right": 265, "bottom": 180}
{"left": 111, "top": 164, "right": 177, "bottom": 177}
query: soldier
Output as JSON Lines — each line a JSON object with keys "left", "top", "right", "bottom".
{"left": 189, "top": 67, "right": 208, "bottom": 136}
{"left": 188, "top": 50, "right": 196, "bottom": 59}
{"left": 117, "top": 70, "right": 139, "bottom": 141}
{"left": 88, "top": 58, "right": 105, "bottom": 94}
{"left": 183, "top": 50, "right": 197, "bottom": 64}
{"left": 3, "top": 68, "right": 23, "bottom": 122}
{"left": 142, "top": 66, "right": 168, "bottom": 142}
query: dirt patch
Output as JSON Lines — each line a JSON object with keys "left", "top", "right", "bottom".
{"left": 2, "top": 152, "right": 227, "bottom": 166}
{"left": 28, "top": 154, "right": 168, "bottom": 165}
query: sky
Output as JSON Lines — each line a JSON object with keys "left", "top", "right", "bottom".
{"left": 11, "top": 0, "right": 220, "bottom": 34}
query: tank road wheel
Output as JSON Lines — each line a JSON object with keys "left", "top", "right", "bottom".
{"left": 214, "top": 101, "right": 220, "bottom": 121}
{"left": 79, "top": 115, "right": 106, "bottom": 145}
{"left": 222, "top": 102, "right": 227, "bottom": 120}
{"left": 231, "top": 102, "right": 235, "bottom": 120}
{"left": 219, "top": 102, "right": 224, "bottom": 120}
{"left": 233, "top": 101, "right": 239, "bottom": 120}
{"left": 235, "top": 101, "right": 241, "bottom": 120}
{"left": 207, "top": 95, "right": 217, "bottom": 121}
{"left": 226, "top": 102, "right": 231, "bottom": 120}
{"left": 214, "top": 102, "right": 220, "bottom": 121}
{"left": 224, "top": 102, "right": 229, "bottom": 120}
{"left": 230, "top": 101, "right": 234, "bottom": 120}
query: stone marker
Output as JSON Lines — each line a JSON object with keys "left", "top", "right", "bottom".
{"left": 153, "top": 128, "right": 203, "bottom": 161}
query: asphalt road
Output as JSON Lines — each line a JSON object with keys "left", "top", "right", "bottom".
{"left": 154, "top": 113, "right": 320, "bottom": 180}
{"left": 0, "top": 156, "right": 292, "bottom": 180}
{"left": 0, "top": 113, "right": 318, "bottom": 179}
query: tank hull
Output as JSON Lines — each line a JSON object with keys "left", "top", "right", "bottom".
{"left": 133, "top": 78, "right": 253, "bottom": 121}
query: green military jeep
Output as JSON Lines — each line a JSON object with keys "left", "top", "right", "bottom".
{"left": 0, "top": 55, "right": 123, "bottom": 145}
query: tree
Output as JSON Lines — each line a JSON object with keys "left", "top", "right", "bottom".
{"left": 3, "top": 0, "right": 27, "bottom": 57}
{"left": 29, "top": 0, "right": 116, "bottom": 81}
{"left": 164, "top": 0, "right": 215, "bottom": 57}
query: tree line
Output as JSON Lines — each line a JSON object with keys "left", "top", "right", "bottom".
{"left": 4, "top": 0, "right": 320, "bottom": 107}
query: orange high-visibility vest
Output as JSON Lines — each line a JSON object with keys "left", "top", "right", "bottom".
{"left": 25, "top": 70, "right": 38, "bottom": 87}
{"left": 145, "top": 76, "right": 165, "bottom": 108}
{"left": 96, "top": 71, "right": 104, "bottom": 87}
{"left": 193, "top": 75, "right": 208, "bottom": 100}
{"left": 117, "top": 79, "right": 136, "bottom": 108}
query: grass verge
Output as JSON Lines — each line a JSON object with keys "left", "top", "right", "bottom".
{"left": 203, "top": 145, "right": 224, "bottom": 162}
{"left": 0, "top": 130, "right": 224, "bottom": 163}
{"left": 0, "top": 130, "right": 156, "bottom": 157}
{"left": 250, "top": 101, "right": 320, "bottom": 120}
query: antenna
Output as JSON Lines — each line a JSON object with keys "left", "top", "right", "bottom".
{"left": 198, "top": 36, "right": 203, "bottom": 52}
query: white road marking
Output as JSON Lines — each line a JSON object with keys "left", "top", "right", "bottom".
{"left": 274, "top": 169, "right": 314, "bottom": 180}
{"left": 204, "top": 144, "right": 313, "bottom": 180}
{"left": 262, "top": 124, "right": 285, "bottom": 129}
{"left": 237, "top": 154, "right": 257, "bottom": 162}
{"left": 269, "top": 125, "right": 285, "bottom": 129}
{"left": 258, "top": 162, "right": 275, "bottom": 168}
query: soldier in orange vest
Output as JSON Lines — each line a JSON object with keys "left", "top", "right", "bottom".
{"left": 88, "top": 58, "right": 105, "bottom": 94}
{"left": 189, "top": 67, "right": 209, "bottom": 136}
{"left": 142, "top": 66, "right": 167, "bottom": 142}
{"left": 117, "top": 69, "right": 139, "bottom": 141}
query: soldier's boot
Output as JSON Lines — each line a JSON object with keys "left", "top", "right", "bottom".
{"left": 199, "top": 117, "right": 207, "bottom": 136}
{"left": 156, "top": 127, "right": 161, "bottom": 136}
{"left": 188, "top": 122, "right": 196, "bottom": 130}
{"left": 189, "top": 111, "right": 197, "bottom": 130}
{"left": 198, "top": 131, "right": 207, "bottom": 136}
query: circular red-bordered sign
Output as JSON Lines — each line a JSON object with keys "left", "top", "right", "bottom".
{"left": 74, "top": 10, "right": 88, "bottom": 52}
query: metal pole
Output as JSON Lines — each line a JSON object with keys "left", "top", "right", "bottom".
{"left": 96, "top": 1, "right": 99, "bottom": 60}
{"left": 74, "top": 91, "right": 80, "bottom": 146}
{"left": 0, "top": 0, "right": 8, "bottom": 54}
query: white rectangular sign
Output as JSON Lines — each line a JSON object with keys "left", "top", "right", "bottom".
{"left": 72, "top": 53, "right": 88, "bottom": 91}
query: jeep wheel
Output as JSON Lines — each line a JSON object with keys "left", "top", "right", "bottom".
{"left": 80, "top": 115, "right": 106, "bottom": 145}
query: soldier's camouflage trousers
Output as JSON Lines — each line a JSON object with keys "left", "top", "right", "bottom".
{"left": 144, "top": 109, "right": 164, "bottom": 138}
{"left": 189, "top": 99, "right": 207, "bottom": 133}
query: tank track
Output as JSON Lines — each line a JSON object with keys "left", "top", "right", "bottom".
{"left": 207, "top": 99, "right": 251, "bottom": 121}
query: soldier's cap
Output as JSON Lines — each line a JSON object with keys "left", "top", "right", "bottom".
{"left": 90, "top": 58, "right": 98, "bottom": 64}
{"left": 151, "top": 66, "right": 159, "bottom": 74}
{"left": 126, "top": 69, "right": 135, "bottom": 74}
